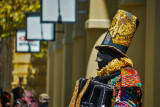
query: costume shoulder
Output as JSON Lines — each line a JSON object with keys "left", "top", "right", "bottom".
{"left": 121, "top": 67, "right": 142, "bottom": 87}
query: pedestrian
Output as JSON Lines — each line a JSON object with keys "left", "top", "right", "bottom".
{"left": 38, "top": 93, "right": 49, "bottom": 107}
{"left": 1, "top": 91, "right": 11, "bottom": 107}
{"left": 12, "top": 87, "right": 24, "bottom": 107}
{"left": 22, "top": 91, "right": 38, "bottom": 107}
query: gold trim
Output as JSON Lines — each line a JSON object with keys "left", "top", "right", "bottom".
{"left": 75, "top": 78, "right": 91, "bottom": 107}
{"left": 97, "top": 57, "right": 133, "bottom": 76}
{"left": 69, "top": 80, "right": 80, "bottom": 107}
{"left": 109, "top": 10, "right": 137, "bottom": 47}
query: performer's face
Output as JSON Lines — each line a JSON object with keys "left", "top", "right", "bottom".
{"left": 96, "top": 47, "right": 115, "bottom": 70}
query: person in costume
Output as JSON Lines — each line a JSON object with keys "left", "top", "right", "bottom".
{"left": 69, "top": 10, "right": 142, "bottom": 107}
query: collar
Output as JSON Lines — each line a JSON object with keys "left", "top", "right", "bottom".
{"left": 97, "top": 57, "right": 133, "bottom": 76}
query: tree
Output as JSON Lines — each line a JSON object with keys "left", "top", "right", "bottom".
{"left": 0, "top": 0, "right": 40, "bottom": 38}
{"left": 0, "top": 0, "right": 47, "bottom": 58}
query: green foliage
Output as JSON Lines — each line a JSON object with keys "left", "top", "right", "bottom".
{"left": 34, "top": 41, "right": 48, "bottom": 58}
{"left": 0, "top": 0, "right": 40, "bottom": 37}
{"left": 0, "top": 0, "right": 48, "bottom": 58}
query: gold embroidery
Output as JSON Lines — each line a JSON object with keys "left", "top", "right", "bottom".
{"left": 69, "top": 80, "right": 80, "bottom": 107}
{"left": 109, "top": 10, "right": 137, "bottom": 47}
{"left": 75, "top": 78, "right": 91, "bottom": 107}
{"left": 97, "top": 57, "right": 133, "bottom": 76}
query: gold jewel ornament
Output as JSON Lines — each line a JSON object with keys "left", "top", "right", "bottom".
{"left": 97, "top": 57, "right": 133, "bottom": 77}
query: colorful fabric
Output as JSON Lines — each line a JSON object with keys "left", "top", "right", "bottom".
{"left": 115, "top": 87, "right": 141, "bottom": 107}
{"left": 121, "top": 67, "right": 142, "bottom": 87}
{"left": 109, "top": 67, "right": 142, "bottom": 107}
{"left": 109, "top": 74, "right": 121, "bottom": 106}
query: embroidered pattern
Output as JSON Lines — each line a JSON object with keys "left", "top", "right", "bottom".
{"left": 121, "top": 67, "right": 142, "bottom": 87}
{"left": 109, "top": 75, "right": 121, "bottom": 107}
{"left": 69, "top": 80, "right": 80, "bottom": 107}
{"left": 103, "top": 32, "right": 111, "bottom": 44}
{"left": 115, "top": 87, "right": 141, "bottom": 107}
{"left": 109, "top": 67, "right": 142, "bottom": 107}
{"left": 109, "top": 10, "right": 138, "bottom": 47}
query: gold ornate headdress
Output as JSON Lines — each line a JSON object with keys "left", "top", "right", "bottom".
{"left": 95, "top": 10, "right": 139, "bottom": 57}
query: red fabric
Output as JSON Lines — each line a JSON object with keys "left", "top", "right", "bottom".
{"left": 121, "top": 67, "right": 142, "bottom": 87}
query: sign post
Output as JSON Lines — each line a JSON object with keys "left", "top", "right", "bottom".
{"left": 16, "top": 29, "right": 41, "bottom": 53}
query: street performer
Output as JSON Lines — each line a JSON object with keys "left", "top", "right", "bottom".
{"left": 69, "top": 10, "right": 142, "bottom": 107}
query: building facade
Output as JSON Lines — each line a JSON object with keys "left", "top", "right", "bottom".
{"left": 47, "top": 0, "right": 160, "bottom": 107}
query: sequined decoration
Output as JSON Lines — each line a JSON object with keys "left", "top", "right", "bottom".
{"left": 103, "top": 32, "right": 111, "bottom": 44}
{"left": 115, "top": 87, "right": 142, "bottom": 107}
{"left": 109, "top": 10, "right": 138, "bottom": 47}
{"left": 108, "top": 75, "right": 121, "bottom": 107}
{"left": 69, "top": 80, "right": 80, "bottom": 107}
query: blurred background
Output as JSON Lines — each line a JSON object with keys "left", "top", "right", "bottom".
{"left": 0, "top": 0, "right": 160, "bottom": 107}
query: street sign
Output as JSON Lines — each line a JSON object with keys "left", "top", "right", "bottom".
{"left": 26, "top": 12, "right": 55, "bottom": 41}
{"left": 16, "top": 29, "right": 41, "bottom": 53}
{"left": 41, "top": 0, "right": 77, "bottom": 23}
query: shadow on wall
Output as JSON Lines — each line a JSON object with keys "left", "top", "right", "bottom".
{"left": 26, "top": 55, "right": 47, "bottom": 97}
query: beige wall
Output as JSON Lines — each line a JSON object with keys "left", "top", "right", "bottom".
{"left": 86, "top": 32, "right": 106, "bottom": 78}
{"left": 52, "top": 34, "right": 63, "bottom": 107}
{"left": 72, "top": 1, "right": 88, "bottom": 88}
{"left": 46, "top": 42, "right": 54, "bottom": 107}
{"left": 144, "top": 0, "right": 160, "bottom": 106}
{"left": 61, "top": 25, "right": 73, "bottom": 107}
{"left": 85, "top": 0, "right": 111, "bottom": 78}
